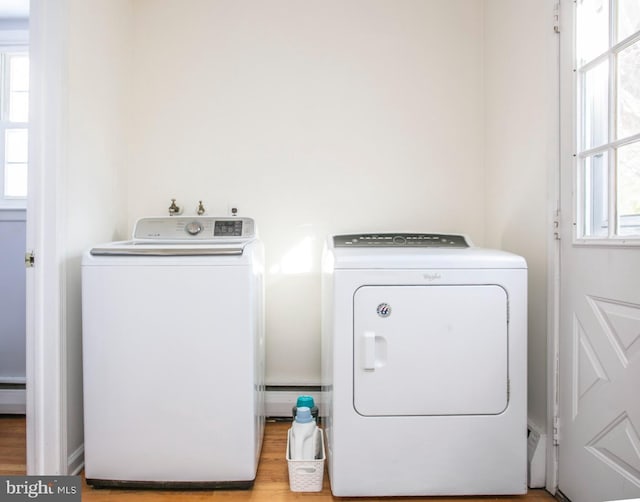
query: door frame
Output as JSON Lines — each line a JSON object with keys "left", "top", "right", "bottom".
{"left": 546, "top": 0, "right": 572, "bottom": 494}
{"left": 546, "top": 191, "right": 561, "bottom": 493}
{"left": 25, "top": 0, "right": 69, "bottom": 475}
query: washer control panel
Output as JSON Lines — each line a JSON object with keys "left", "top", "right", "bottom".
{"left": 133, "top": 217, "right": 255, "bottom": 240}
{"left": 214, "top": 219, "right": 244, "bottom": 237}
{"left": 333, "top": 233, "right": 469, "bottom": 248}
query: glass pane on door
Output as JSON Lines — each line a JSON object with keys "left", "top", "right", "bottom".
{"left": 577, "top": 0, "right": 609, "bottom": 65}
{"left": 616, "top": 41, "right": 640, "bottom": 140}
{"left": 617, "top": 141, "right": 640, "bottom": 236}
{"left": 583, "top": 60, "right": 609, "bottom": 150}
{"left": 617, "top": 0, "right": 640, "bottom": 42}
{"left": 583, "top": 152, "right": 609, "bottom": 237}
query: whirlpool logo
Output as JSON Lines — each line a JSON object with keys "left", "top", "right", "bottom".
{"left": 376, "top": 303, "right": 392, "bottom": 317}
{"left": 2, "top": 477, "right": 80, "bottom": 501}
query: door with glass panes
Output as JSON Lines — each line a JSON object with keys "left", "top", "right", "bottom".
{"left": 559, "top": 1, "right": 640, "bottom": 501}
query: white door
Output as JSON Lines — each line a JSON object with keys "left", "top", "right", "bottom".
{"left": 558, "top": 1, "right": 640, "bottom": 500}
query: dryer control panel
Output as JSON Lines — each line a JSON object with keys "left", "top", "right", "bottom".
{"left": 333, "top": 233, "right": 469, "bottom": 248}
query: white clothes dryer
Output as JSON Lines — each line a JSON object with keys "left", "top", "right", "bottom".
{"left": 321, "top": 233, "right": 527, "bottom": 496}
{"left": 82, "top": 216, "right": 264, "bottom": 489}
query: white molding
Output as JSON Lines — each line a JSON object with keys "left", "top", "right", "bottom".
{"left": 528, "top": 421, "right": 548, "bottom": 488}
{"left": 543, "top": 1, "right": 562, "bottom": 494}
{"left": 265, "top": 387, "right": 325, "bottom": 418}
{"left": 0, "top": 20, "right": 28, "bottom": 45}
{"left": 67, "top": 444, "right": 84, "bottom": 476}
{"left": 0, "top": 208, "right": 26, "bottom": 221}
{"left": 547, "top": 0, "right": 575, "bottom": 494}
{"left": 26, "top": 0, "right": 68, "bottom": 475}
{"left": 0, "top": 388, "right": 26, "bottom": 414}
{"left": 0, "top": 20, "right": 28, "bottom": 31}
{"left": 0, "top": 376, "right": 26, "bottom": 384}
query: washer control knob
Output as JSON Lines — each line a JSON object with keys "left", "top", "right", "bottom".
{"left": 185, "top": 221, "right": 203, "bottom": 235}
{"left": 393, "top": 235, "right": 406, "bottom": 245}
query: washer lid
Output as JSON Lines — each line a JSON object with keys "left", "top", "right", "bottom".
{"left": 89, "top": 242, "right": 247, "bottom": 256}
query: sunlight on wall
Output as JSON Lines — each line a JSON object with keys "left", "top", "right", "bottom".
{"left": 269, "top": 236, "right": 315, "bottom": 275}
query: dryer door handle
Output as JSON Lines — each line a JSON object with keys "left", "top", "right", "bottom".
{"left": 363, "top": 331, "right": 376, "bottom": 370}
{"left": 362, "top": 332, "right": 388, "bottom": 371}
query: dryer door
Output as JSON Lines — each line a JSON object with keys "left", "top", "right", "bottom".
{"left": 353, "top": 285, "right": 508, "bottom": 416}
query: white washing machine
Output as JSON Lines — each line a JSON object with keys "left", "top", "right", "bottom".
{"left": 321, "top": 233, "right": 527, "bottom": 496}
{"left": 81, "top": 216, "right": 264, "bottom": 489}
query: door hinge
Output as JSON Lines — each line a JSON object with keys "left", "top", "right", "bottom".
{"left": 553, "top": 3, "right": 560, "bottom": 33}
{"left": 554, "top": 209, "right": 561, "bottom": 240}
{"left": 553, "top": 415, "right": 560, "bottom": 446}
{"left": 25, "top": 251, "right": 35, "bottom": 268}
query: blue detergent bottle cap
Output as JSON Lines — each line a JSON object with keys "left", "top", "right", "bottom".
{"left": 296, "top": 395, "right": 315, "bottom": 409}
{"left": 295, "top": 406, "right": 314, "bottom": 423}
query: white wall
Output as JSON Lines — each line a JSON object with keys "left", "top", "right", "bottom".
{"left": 128, "top": 0, "right": 486, "bottom": 384}
{"left": 483, "top": 0, "right": 558, "bottom": 430}
{"left": 64, "top": 0, "right": 132, "bottom": 469}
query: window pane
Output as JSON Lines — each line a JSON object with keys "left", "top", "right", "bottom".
{"left": 2, "top": 54, "right": 30, "bottom": 202}
{"left": 9, "top": 91, "right": 28, "bottom": 122}
{"left": 583, "top": 60, "right": 609, "bottom": 150}
{"left": 8, "top": 55, "right": 29, "bottom": 122}
{"left": 617, "top": 41, "right": 640, "bottom": 140}
{"left": 9, "top": 55, "right": 29, "bottom": 91}
{"left": 577, "top": 0, "right": 609, "bottom": 65}
{"left": 584, "top": 152, "right": 609, "bottom": 237}
{"left": 5, "top": 129, "right": 28, "bottom": 163}
{"left": 617, "top": 141, "right": 640, "bottom": 236}
{"left": 617, "top": 0, "right": 640, "bottom": 42}
{"left": 4, "top": 163, "right": 27, "bottom": 198}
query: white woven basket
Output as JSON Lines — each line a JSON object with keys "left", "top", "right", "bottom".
{"left": 286, "top": 428, "right": 325, "bottom": 492}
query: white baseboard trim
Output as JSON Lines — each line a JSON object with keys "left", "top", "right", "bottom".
{"left": 68, "top": 444, "right": 84, "bottom": 476}
{"left": 0, "top": 208, "right": 27, "bottom": 221}
{"left": 0, "top": 388, "right": 26, "bottom": 414}
{"left": 265, "top": 386, "right": 325, "bottom": 418}
{"left": 528, "top": 421, "right": 547, "bottom": 488}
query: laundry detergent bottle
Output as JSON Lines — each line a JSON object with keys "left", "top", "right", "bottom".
{"left": 290, "top": 406, "right": 317, "bottom": 460}
{"left": 292, "top": 395, "right": 319, "bottom": 420}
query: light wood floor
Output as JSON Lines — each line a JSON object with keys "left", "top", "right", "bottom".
{"left": 0, "top": 415, "right": 26, "bottom": 475}
{"left": 1, "top": 415, "right": 555, "bottom": 501}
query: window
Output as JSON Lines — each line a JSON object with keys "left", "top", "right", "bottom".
{"left": 576, "top": 0, "right": 640, "bottom": 239}
{"left": 0, "top": 49, "right": 29, "bottom": 204}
